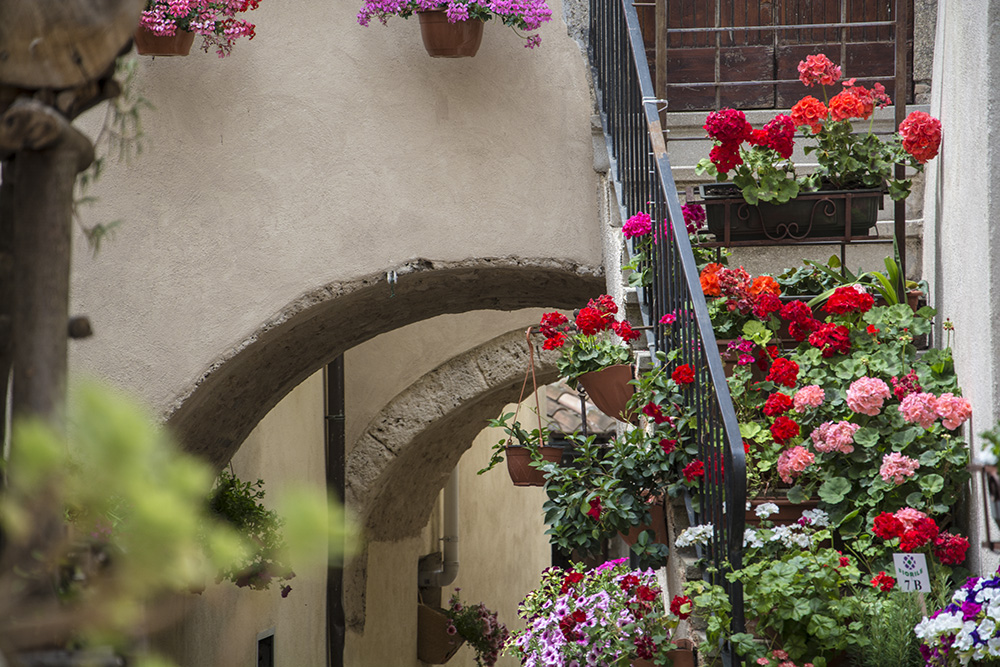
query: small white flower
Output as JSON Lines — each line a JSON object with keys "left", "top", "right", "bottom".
{"left": 755, "top": 502, "right": 780, "bottom": 519}
{"left": 746, "top": 501, "right": 753, "bottom": 510}
{"left": 743, "top": 528, "right": 764, "bottom": 548}
{"left": 675, "top": 523, "right": 714, "bottom": 548}
{"left": 801, "top": 508, "right": 830, "bottom": 527}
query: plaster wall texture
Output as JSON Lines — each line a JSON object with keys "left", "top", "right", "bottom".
{"left": 343, "top": 308, "right": 549, "bottom": 452}
{"left": 153, "top": 371, "right": 328, "bottom": 667}
{"left": 922, "top": 0, "right": 1000, "bottom": 575}
{"left": 344, "top": 413, "right": 551, "bottom": 667}
{"left": 67, "top": 0, "right": 601, "bottom": 432}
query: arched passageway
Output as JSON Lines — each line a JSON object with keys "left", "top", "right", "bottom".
{"left": 165, "top": 257, "right": 603, "bottom": 468}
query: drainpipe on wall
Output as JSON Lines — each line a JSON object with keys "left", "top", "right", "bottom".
{"left": 418, "top": 465, "right": 460, "bottom": 588}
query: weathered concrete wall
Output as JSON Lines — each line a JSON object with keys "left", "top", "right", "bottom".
{"left": 68, "top": 0, "right": 602, "bottom": 463}
{"left": 922, "top": 0, "right": 1000, "bottom": 576}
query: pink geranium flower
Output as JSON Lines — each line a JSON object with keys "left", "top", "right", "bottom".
{"left": 899, "top": 392, "right": 939, "bottom": 429}
{"left": 935, "top": 393, "right": 972, "bottom": 430}
{"left": 776, "top": 446, "right": 814, "bottom": 484}
{"left": 811, "top": 421, "right": 860, "bottom": 454}
{"left": 793, "top": 385, "right": 824, "bottom": 412}
{"left": 880, "top": 452, "right": 920, "bottom": 485}
{"left": 846, "top": 376, "right": 891, "bottom": 416}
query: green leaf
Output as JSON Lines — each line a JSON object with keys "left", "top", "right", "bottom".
{"left": 853, "top": 427, "right": 880, "bottom": 447}
{"left": 919, "top": 474, "right": 945, "bottom": 495}
{"left": 786, "top": 485, "right": 809, "bottom": 504}
{"left": 818, "top": 477, "right": 852, "bottom": 504}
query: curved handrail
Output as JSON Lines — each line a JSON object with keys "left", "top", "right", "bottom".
{"left": 588, "top": 0, "right": 747, "bottom": 642}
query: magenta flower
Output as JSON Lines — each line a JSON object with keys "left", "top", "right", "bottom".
{"left": 659, "top": 312, "right": 677, "bottom": 325}
{"left": 622, "top": 212, "right": 652, "bottom": 239}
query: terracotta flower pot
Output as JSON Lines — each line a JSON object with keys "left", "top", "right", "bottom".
{"left": 577, "top": 364, "right": 637, "bottom": 424}
{"left": 417, "top": 604, "right": 464, "bottom": 664}
{"left": 133, "top": 26, "right": 195, "bottom": 56}
{"left": 417, "top": 10, "right": 484, "bottom": 57}
{"left": 621, "top": 500, "right": 668, "bottom": 546}
{"left": 505, "top": 445, "right": 563, "bottom": 487}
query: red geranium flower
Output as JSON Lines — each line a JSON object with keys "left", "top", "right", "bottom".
{"left": 683, "top": 459, "right": 705, "bottom": 482}
{"left": 934, "top": 532, "right": 970, "bottom": 565}
{"left": 642, "top": 402, "right": 668, "bottom": 424}
{"left": 542, "top": 332, "right": 567, "bottom": 350}
{"left": 660, "top": 438, "right": 678, "bottom": 455}
{"left": 790, "top": 95, "right": 829, "bottom": 133}
{"left": 636, "top": 585, "right": 658, "bottom": 602}
{"left": 672, "top": 364, "right": 695, "bottom": 385}
{"left": 798, "top": 53, "right": 842, "bottom": 87}
{"left": 770, "top": 415, "right": 800, "bottom": 445}
{"left": 871, "top": 571, "right": 896, "bottom": 592}
{"left": 575, "top": 306, "right": 605, "bottom": 335}
{"left": 763, "top": 392, "right": 793, "bottom": 416}
{"left": 704, "top": 108, "right": 753, "bottom": 145}
{"left": 586, "top": 497, "right": 602, "bottom": 520}
{"left": 539, "top": 311, "right": 568, "bottom": 338}
{"left": 752, "top": 292, "right": 782, "bottom": 320}
{"left": 766, "top": 358, "right": 799, "bottom": 388}
{"left": 788, "top": 318, "right": 821, "bottom": 343}
{"left": 824, "top": 286, "right": 874, "bottom": 315}
{"left": 780, "top": 300, "right": 814, "bottom": 324}
{"left": 560, "top": 571, "right": 584, "bottom": 594}
{"left": 808, "top": 322, "right": 852, "bottom": 357}
{"left": 872, "top": 512, "right": 905, "bottom": 540}
{"left": 709, "top": 143, "right": 743, "bottom": 174}
{"left": 670, "top": 595, "right": 693, "bottom": 620}
{"left": 612, "top": 319, "right": 642, "bottom": 342}
{"left": 899, "top": 110, "right": 942, "bottom": 164}
{"left": 899, "top": 517, "right": 939, "bottom": 552}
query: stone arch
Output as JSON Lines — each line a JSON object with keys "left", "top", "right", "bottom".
{"left": 165, "top": 257, "right": 603, "bottom": 468}
{"left": 348, "top": 327, "right": 561, "bottom": 542}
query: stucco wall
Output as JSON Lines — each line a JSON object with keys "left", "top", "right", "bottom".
{"left": 68, "top": 0, "right": 602, "bottom": 435}
{"left": 345, "top": 407, "right": 551, "bottom": 667}
{"left": 153, "top": 370, "right": 328, "bottom": 667}
{"left": 922, "top": 0, "right": 1000, "bottom": 575}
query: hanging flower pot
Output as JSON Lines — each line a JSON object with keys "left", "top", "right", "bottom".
{"left": 133, "top": 26, "right": 196, "bottom": 56}
{"left": 578, "top": 364, "right": 637, "bottom": 424}
{"left": 417, "top": 604, "right": 465, "bottom": 664}
{"left": 621, "top": 499, "right": 667, "bottom": 546}
{"left": 505, "top": 445, "right": 563, "bottom": 487}
{"left": 417, "top": 10, "right": 484, "bottom": 58}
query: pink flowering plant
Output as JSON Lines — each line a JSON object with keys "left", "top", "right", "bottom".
{"left": 696, "top": 53, "right": 942, "bottom": 204}
{"left": 139, "top": 0, "right": 260, "bottom": 57}
{"left": 733, "top": 300, "right": 970, "bottom": 538}
{"left": 507, "top": 559, "right": 690, "bottom": 666}
{"left": 622, "top": 206, "right": 714, "bottom": 288}
{"left": 445, "top": 589, "right": 509, "bottom": 667}
{"left": 356, "top": 0, "right": 552, "bottom": 48}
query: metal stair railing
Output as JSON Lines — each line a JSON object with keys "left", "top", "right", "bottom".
{"left": 589, "top": 0, "right": 747, "bottom": 658}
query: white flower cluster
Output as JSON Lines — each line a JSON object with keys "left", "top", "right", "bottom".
{"left": 675, "top": 523, "right": 714, "bottom": 548}
{"left": 754, "top": 502, "right": 780, "bottom": 519}
{"left": 744, "top": 528, "right": 764, "bottom": 549}
{"left": 801, "top": 508, "right": 830, "bottom": 527}
{"left": 770, "top": 524, "right": 813, "bottom": 549}
{"left": 915, "top": 575, "right": 1000, "bottom": 662}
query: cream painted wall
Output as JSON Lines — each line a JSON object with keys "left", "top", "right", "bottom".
{"left": 153, "top": 370, "right": 328, "bottom": 667}
{"left": 67, "top": 0, "right": 602, "bottom": 424}
{"left": 345, "top": 403, "right": 551, "bottom": 667}
{"left": 343, "top": 308, "right": 548, "bottom": 450}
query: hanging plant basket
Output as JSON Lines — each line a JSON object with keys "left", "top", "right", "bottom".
{"left": 577, "top": 364, "right": 637, "bottom": 424}
{"left": 417, "top": 10, "right": 484, "bottom": 57}
{"left": 505, "top": 445, "right": 563, "bottom": 487}
{"left": 417, "top": 604, "right": 465, "bottom": 664}
{"left": 133, "top": 26, "right": 195, "bottom": 56}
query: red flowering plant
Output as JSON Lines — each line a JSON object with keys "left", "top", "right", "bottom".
{"left": 508, "top": 559, "right": 692, "bottom": 665}
{"left": 538, "top": 295, "right": 639, "bottom": 383}
{"left": 699, "top": 262, "right": 784, "bottom": 345}
{"left": 697, "top": 53, "right": 942, "bottom": 204}
{"left": 538, "top": 349, "right": 702, "bottom": 566}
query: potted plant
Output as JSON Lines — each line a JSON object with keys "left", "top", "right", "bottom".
{"left": 356, "top": 0, "right": 552, "bottom": 56}
{"left": 208, "top": 470, "right": 296, "bottom": 595}
{"left": 538, "top": 351, "right": 703, "bottom": 566}
{"left": 694, "top": 54, "right": 942, "bottom": 242}
{"left": 443, "top": 589, "right": 508, "bottom": 666}
{"left": 136, "top": 0, "right": 261, "bottom": 57}
{"left": 507, "top": 559, "right": 696, "bottom": 666}
{"left": 538, "top": 295, "right": 641, "bottom": 423}
{"left": 477, "top": 411, "right": 563, "bottom": 487}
